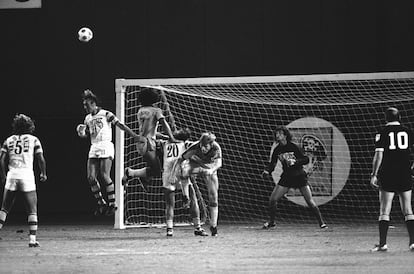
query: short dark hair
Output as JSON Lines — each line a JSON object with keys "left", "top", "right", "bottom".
{"left": 138, "top": 87, "right": 160, "bottom": 106}
{"left": 12, "top": 114, "right": 35, "bottom": 135}
{"left": 82, "top": 89, "right": 99, "bottom": 104}
{"left": 274, "top": 126, "right": 292, "bottom": 142}
{"left": 385, "top": 107, "right": 400, "bottom": 122}
{"left": 173, "top": 128, "right": 192, "bottom": 141}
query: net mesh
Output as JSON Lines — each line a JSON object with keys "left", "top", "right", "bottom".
{"left": 119, "top": 74, "right": 414, "bottom": 226}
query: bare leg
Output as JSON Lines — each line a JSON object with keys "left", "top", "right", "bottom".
{"left": 22, "top": 191, "right": 39, "bottom": 246}
{"left": 267, "top": 185, "right": 289, "bottom": 224}
{"left": 398, "top": 190, "right": 414, "bottom": 246}
{"left": 300, "top": 185, "right": 326, "bottom": 227}
{"left": 0, "top": 189, "right": 17, "bottom": 229}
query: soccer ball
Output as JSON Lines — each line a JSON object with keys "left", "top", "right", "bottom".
{"left": 78, "top": 27, "right": 93, "bottom": 42}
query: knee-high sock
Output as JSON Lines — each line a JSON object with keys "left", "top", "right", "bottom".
{"left": 379, "top": 215, "right": 390, "bottom": 246}
{"left": 0, "top": 209, "right": 7, "bottom": 229}
{"left": 28, "top": 214, "right": 38, "bottom": 242}
{"left": 405, "top": 214, "right": 414, "bottom": 245}
{"left": 90, "top": 180, "right": 105, "bottom": 205}
{"left": 210, "top": 206, "right": 218, "bottom": 228}
{"left": 106, "top": 181, "right": 115, "bottom": 206}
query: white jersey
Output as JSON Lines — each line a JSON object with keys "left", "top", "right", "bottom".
{"left": 1, "top": 134, "right": 43, "bottom": 179}
{"left": 84, "top": 109, "right": 119, "bottom": 144}
{"left": 162, "top": 140, "right": 194, "bottom": 190}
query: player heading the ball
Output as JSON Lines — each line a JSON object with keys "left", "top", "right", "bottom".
{"left": 77, "top": 89, "right": 139, "bottom": 216}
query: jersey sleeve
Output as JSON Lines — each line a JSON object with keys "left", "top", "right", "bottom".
{"left": 34, "top": 137, "right": 43, "bottom": 154}
{"left": 374, "top": 129, "right": 385, "bottom": 152}
{"left": 106, "top": 111, "right": 119, "bottom": 125}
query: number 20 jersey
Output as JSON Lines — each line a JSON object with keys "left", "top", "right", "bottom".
{"left": 375, "top": 121, "right": 413, "bottom": 183}
{"left": 1, "top": 134, "right": 43, "bottom": 179}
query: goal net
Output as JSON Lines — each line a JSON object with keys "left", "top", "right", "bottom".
{"left": 114, "top": 72, "right": 414, "bottom": 229}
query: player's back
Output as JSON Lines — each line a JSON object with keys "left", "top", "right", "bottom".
{"left": 137, "top": 106, "right": 163, "bottom": 138}
{"left": 163, "top": 141, "right": 193, "bottom": 172}
{"left": 378, "top": 123, "right": 413, "bottom": 172}
{"left": 2, "top": 134, "right": 42, "bottom": 176}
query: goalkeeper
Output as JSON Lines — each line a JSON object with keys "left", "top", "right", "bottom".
{"left": 262, "top": 126, "right": 327, "bottom": 229}
{"left": 174, "top": 132, "right": 222, "bottom": 237}
{"left": 161, "top": 128, "right": 208, "bottom": 237}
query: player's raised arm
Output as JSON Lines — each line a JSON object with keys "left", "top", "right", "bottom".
{"left": 159, "top": 117, "right": 178, "bottom": 143}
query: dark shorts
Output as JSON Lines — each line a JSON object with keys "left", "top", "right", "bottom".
{"left": 278, "top": 174, "right": 308, "bottom": 189}
{"left": 379, "top": 173, "right": 413, "bottom": 193}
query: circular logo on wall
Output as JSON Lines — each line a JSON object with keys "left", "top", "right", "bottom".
{"left": 270, "top": 117, "right": 351, "bottom": 206}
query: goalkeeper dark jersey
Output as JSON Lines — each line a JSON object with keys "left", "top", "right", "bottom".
{"left": 266, "top": 141, "right": 309, "bottom": 179}
{"left": 375, "top": 121, "right": 413, "bottom": 191}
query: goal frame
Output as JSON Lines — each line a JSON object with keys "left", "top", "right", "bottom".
{"left": 114, "top": 71, "right": 414, "bottom": 229}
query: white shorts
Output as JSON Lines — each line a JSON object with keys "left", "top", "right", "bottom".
{"left": 162, "top": 171, "right": 191, "bottom": 191}
{"left": 5, "top": 173, "right": 36, "bottom": 192}
{"left": 89, "top": 142, "right": 114, "bottom": 159}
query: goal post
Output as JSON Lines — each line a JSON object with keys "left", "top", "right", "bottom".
{"left": 114, "top": 72, "right": 414, "bottom": 229}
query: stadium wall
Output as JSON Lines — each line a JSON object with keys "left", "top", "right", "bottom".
{"left": 0, "top": 0, "right": 413, "bottom": 218}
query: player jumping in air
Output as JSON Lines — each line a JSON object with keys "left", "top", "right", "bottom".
{"left": 0, "top": 114, "right": 47, "bottom": 247}
{"left": 161, "top": 128, "right": 208, "bottom": 237}
{"left": 370, "top": 107, "right": 414, "bottom": 252}
{"left": 122, "top": 87, "right": 177, "bottom": 189}
{"left": 174, "top": 132, "right": 222, "bottom": 236}
{"left": 77, "top": 89, "right": 138, "bottom": 216}
{"left": 262, "top": 126, "right": 327, "bottom": 229}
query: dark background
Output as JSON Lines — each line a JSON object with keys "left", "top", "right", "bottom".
{"left": 1, "top": 0, "right": 413, "bottom": 220}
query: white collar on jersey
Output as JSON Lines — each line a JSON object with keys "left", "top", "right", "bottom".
{"left": 386, "top": 121, "right": 400, "bottom": 126}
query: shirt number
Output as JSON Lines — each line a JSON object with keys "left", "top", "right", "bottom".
{"left": 388, "top": 131, "right": 408, "bottom": 150}
{"left": 166, "top": 144, "right": 179, "bottom": 158}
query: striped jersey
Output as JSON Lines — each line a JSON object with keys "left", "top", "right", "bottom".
{"left": 1, "top": 134, "right": 43, "bottom": 173}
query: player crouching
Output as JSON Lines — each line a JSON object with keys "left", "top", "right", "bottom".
{"left": 178, "top": 132, "right": 223, "bottom": 236}
{"left": 162, "top": 128, "right": 208, "bottom": 237}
